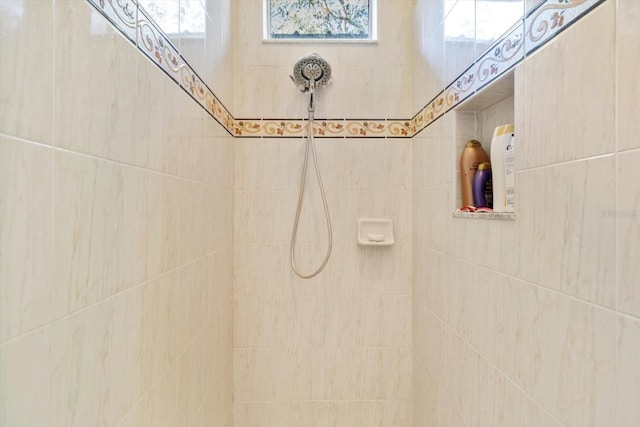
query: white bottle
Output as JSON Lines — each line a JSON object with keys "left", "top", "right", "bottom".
{"left": 490, "top": 124, "right": 515, "bottom": 213}
{"left": 503, "top": 128, "right": 515, "bottom": 212}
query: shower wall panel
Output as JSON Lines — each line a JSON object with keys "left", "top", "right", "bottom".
{"left": 233, "top": 0, "right": 414, "bottom": 120}
{"left": 232, "top": 2, "right": 415, "bottom": 426}
{"left": 0, "top": 1, "right": 235, "bottom": 426}
{"left": 412, "top": 1, "right": 640, "bottom": 426}
{"left": 233, "top": 136, "right": 413, "bottom": 427}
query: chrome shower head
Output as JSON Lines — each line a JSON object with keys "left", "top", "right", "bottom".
{"left": 290, "top": 52, "right": 332, "bottom": 93}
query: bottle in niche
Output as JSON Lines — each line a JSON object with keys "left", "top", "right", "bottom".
{"left": 490, "top": 124, "right": 515, "bottom": 213}
{"left": 460, "top": 140, "right": 490, "bottom": 207}
{"left": 472, "top": 162, "right": 493, "bottom": 208}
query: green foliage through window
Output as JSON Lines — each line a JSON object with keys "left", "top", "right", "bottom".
{"left": 267, "top": 0, "right": 373, "bottom": 40}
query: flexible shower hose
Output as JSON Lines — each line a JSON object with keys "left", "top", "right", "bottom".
{"left": 290, "top": 99, "right": 333, "bottom": 279}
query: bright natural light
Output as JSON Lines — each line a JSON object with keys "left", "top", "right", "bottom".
{"left": 265, "top": 0, "right": 375, "bottom": 40}
{"left": 138, "top": 0, "right": 205, "bottom": 35}
{"left": 445, "top": 0, "right": 523, "bottom": 41}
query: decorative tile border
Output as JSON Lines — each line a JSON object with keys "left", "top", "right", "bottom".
{"left": 411, "top": 0, "right": 604, "bottom": 137}
{"left": 525, "top": 0, "right": 602, "bottom": 54}
{"left": 232, "top": 119, "right": 413, "bottom": 138}
{"left": 87, "top": 0, "right": 237, "bottom": 137}
{"left": 87, "top": 0, "right": 605, "bottom": 139}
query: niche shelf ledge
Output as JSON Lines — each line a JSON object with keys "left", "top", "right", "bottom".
{"left": 452, "top": 211, "right": 515, "bottom": 220}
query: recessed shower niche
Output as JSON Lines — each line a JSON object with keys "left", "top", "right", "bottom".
{"left": 453, "top": 69, "right": 516, "bottom": 220}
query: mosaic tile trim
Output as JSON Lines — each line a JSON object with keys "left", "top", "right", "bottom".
{"left": 412, "top": 0, "right": 605, "bottom": 137}
{"left": 87, "top": 0, "right": 605, "bottom": 139}
{"left": 525, "top": 0, "right": 603, "bottom": 54}
{"left": 233, "top": 119, "right": 413, "bottom": 138}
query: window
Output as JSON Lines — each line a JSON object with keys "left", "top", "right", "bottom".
{"left": 444, "top": 0, "right": 523, "bottom": 42}
{"left": 138, "top": 0, "right": 205, "bottom": 37}
{"left": 265, "top": 0, "right": 376, "bottom": 41}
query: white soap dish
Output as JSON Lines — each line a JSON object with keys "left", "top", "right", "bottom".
{"left": 357, "top": 218, "right": 394, "bottom": 246}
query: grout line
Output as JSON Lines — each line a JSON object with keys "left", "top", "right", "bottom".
{"left": 424, "top": 307, "right": 569, "bottom": 427}
{"left": 419, "top": 246, "right": 623, "bottom": 318}
{"left": 613, "top": 0, "right": 620, "bottom": 423}
{"left": 516, "top": 152, "right": 617, "bottom": 173}
{"left": 0, "top": 249, "right": 228, "bottom": 346}
{"left": 84, "top": 0, "right": 606, "bottom": 140}
{"left": 232, "top": 346, "right": 413, "bottom": 350}
{"left": 232, "top": 399, "right": 413, "bottom": 404}
{"left": 48, "top": 2, "right": 57, "bottom": 423}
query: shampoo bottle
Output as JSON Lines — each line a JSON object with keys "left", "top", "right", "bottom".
{"left": 503, "top": 130, "right": 515, "bottom": 212}
{"left": 460, "top": 140, "right": 490, "bottom": 207}
{"left": 490, "top": 124, "right": 515, "bottom": 212}
{"left": 472, "top": 162, "right": 492, "bottom": 208}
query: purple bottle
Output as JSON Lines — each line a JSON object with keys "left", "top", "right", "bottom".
{"left": 472, "top": 162, "right": 493, "bottom": 208}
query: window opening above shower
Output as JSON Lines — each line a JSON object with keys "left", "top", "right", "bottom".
{"left": 137, "top": 0, "right": 205, "bottom": 38}
{"left": 265, "top": 0, "right": 377, "bottom": 42}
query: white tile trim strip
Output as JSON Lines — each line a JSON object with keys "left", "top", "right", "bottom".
{"left": 86, "top": 0, "right": 605, "bottom": 139}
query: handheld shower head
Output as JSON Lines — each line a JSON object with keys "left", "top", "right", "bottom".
{"left": 290, "top": 52, "right": 332, "bottom": 93}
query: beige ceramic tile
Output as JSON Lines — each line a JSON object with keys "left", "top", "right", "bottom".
{"left": 176, "top": 179, "right": 209, "bottom": 264}
{"left": 233, "top": 190, "right": 297, "bottom": 244}
{"left": 617, "top": 150, "right": 640, "bottom": 317}
{"left": 323, "top": 295, "right": 412, "bottom": 347}
{"left": 420, "top": 184, "right": 455, "bottom": 253}
{"left": 176, "top": 102, "right": 208, "bottom": 183}
{"left": 475, "top": 359, "right": 564, "bottom": 427}
{"left": 439, "top": 326, "right": 477, "bottom": 424}
{"left": 234, "top": 400, "right": 412, "bottom": 427}
{"left": 233, "top": 242, "right": 289, "bottom": 296}
{"left": 116, "top": 367, "right": 179, "bottom": 427}
{"left": 176, "top": 333, "right": 211, "bottom": 426}
{"left": 136, "top": 54, "right": 181, "bottom": 175}
{"left": 616, "top": 0, "right": 640, "bottom": 151}
{"left": 0, "top": 0, "right": 54, "bottom": 144}
{"left": 141, "top": 271, "right": 178, "bottom": 390}
{"left": 145, "top": 171, "right": 178, "bottom": 280}
{"left": 176, "top": 256, "right": 213, "bottom": 353}
{"left": 521, "top": 0, "right": 615, "bottom": 168}
{"left": 204, "top": 135, "right": 235, "bottom": 188}
{"left": 233, "top": 348, "right": 313, "bottom": 402}
{"left": 412, "top": 309, "right": 442, "bottom": 427}
{"left": 351, "top": 243, "right": 413, "bottom": 296}
{"left": 310, "top": 347, "right": 412, "bottom": 401}
{"left": 0, "top": 328, "right": 50, "bottom": 427}
{"left": 479, "top": 95, "right": 515, "bottom": 152}
{"left": 54, "top": 0, "right": 140, "bottom": 164}
{"left": 234, "top": 295, "right": 325, "bottom": 348}
{"left": 53, "top": 151, "right": 146, "bottom": 316}
{"left": 617, "top": 315, "right": 640, "bottom": 427}
{"left": 516, "top": 156, "right": 615, "bottom": 307}
{"left": 470, "top": 269, "right": 523, "bottom": 380}
{"left": 0, "top": 137, "right": 53, "bottom": 342}
{"left": 413, "top": 127, "right": 456, "bottom": 190}
{"left": 210, "top": 186, "right": 235, "bottom": 251}
{"left": 512, "top": 287, "right": 616, "bottom": 427}
{"left": 440, "top": 256, "right": 476, "bottom": 342}
{"left": 49, "top": 287, "right": 142, "bottom": 427}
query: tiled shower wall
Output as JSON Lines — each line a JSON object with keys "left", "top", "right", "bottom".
{"left": 232, "top": 1, "right": 414, "bottom": 426}
{"left": 0, "top": 1, "right": 234, "bottom": 426}
{"left": 412, "top": 1, "right": 640, "bottom": 426}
